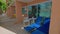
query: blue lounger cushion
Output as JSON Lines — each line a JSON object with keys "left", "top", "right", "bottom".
{"left": 24, "top": 17, "right": 43, "bottom": 31}
{"left": 30, "top": 23, "right": 40, "bottom": 28}
{"left": 24, "top": 26, "right": 34, "bottom": 32}
{"left": 31, "top": 22, "right": 50, "bottom": 34}
{"left": 24, "top": 17, "right": 50, "bottom": 32}
{"left": 24, "top": 23, "right": 41, "bottom": 32}
{"left": 44, "top": 18, "right": 50, "bottom": 24}
{"left": 38, "top": 23, "right": 50, "bottom": 33}
{"left": 31, "top": 30, "right": 45, "bottom": 34}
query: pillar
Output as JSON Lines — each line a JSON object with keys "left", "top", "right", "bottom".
{"left": 6, "top": 6, "right": 15, "bottom": 18}
{"left": 49, "top": 0, "right": 60, "bottom": 34}
{"left": 15, "top": 1, "right": 24, "bottom": 24}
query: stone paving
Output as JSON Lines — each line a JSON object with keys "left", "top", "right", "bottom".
{"left": 0, "top": 14, "right": 30, "bottom": 34}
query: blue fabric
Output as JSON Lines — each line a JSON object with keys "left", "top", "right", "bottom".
{"left": 31, "top": 30, "right": 45, "bottom": 34}
{"left": 24, "top": 27, "right": 34, "bottom": 32}
{"left": 24, "top": 17, "right": 50, "bottom": 33}
{"left": 24, "top": 17, "right": 42, "bottom": 31}
{"left": 38, "top": 22, "right": 50, "bottom": 33}
{"left": 31, "top": 22, "right": 50, "bottom": 34}
{"left": 24, "top": 23, "right": 40, "bottom": 32}
{"left": 44, "top": 18, "right": 50, "bottom": 24}
{"left": 30, "top": 23, "right": 40, "bottom": 28}
{"left": 35, "top": 17, "right": 43, "bottom": 24}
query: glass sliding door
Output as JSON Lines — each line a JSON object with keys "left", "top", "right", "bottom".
{"left": 39, "top": 2, "right": 52, "bottom": 18}
{"left": 32, "top": 5, "right": 38, "bottom": 18}
{"left": 37, "top": 2, "right": 52, "bottom": 25}
{"left": 22, "top": 8, "right": 26, "bottom": 14}
{"left": 28, "top": 6, "right": 32, "bottom": 18}
{"left": 22, "top": 1, "right": 52, "bottom": 27}
{"left": 28, "top": 5, "right": 38, "bottom": 18}
{"left": 38, "top": 4, "right": 41, "bottom": 17}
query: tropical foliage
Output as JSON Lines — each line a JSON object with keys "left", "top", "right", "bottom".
{"left": 7, "top": 0, "right": 14, "bottom": 6}
{"left": 0, "top": 0, "right": 7, "bottom": 13}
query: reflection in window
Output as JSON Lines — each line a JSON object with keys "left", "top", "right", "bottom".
{"left": 28, "top": 6, "right": 32, "bottom": 18}
{"left": 39, "top": 2, "right": 52, "bottom": 18}
{"left": 22, "top": 8, "right": 26, "bottom": 14}
{"left": 22, "top": 1, "right": 52, "bottom": 18}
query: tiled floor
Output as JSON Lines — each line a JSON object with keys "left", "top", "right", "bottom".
{"left": 0, "top": 14, "right": 30, "bottom": 34}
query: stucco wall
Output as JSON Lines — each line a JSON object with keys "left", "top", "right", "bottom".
{"left": 6, "top": 7, "right": 11, "bottom": 17}
{"left": 6, "top": 6, "right": 15, "bottom": 18}
{"left": 27, "top": 0, "right": 47, "bottom": 5}
{"left": 49, "top": 0, "right": 60, "bottom": 34}
{"left": 15, "top": 1, "right": 27, "bottom": 23}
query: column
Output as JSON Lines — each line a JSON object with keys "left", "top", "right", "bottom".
{"left": 15, "top": 1, "right": 24, "bottom": 24}
{"left": 49, "top": 0, "right": 60, "bottom": 34}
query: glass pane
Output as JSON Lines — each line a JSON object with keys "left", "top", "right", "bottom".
{"left": 28, "top": 5, "right": 38, "bottom": 18}
{"left": 38, "top": 4, "right": 41, "bottom": 17}
{"left": 28, "top": 6, "right": 32, "bottom": 18}
{"left": 39, "top": 2, "right": 52, "bottom": 18}
{"left": 28, "top": 6, "right": 32, "bottom": 15}
{"left": 32, "top": 5, "right": 37, "bottom": 18}
{"left": 22, "top": 8, "right": 26, "bottom": 14}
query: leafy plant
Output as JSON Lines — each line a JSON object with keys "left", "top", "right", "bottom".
{"left": 0, "top": 0, "right": 7, "bottom": 13}
{"left": 8, "top": 0, "right": 14, "bottom": 6}
{"left": 0, "top": 1, "right": 2, "bottom": 9}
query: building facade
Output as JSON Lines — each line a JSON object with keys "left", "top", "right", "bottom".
{"left": 6, "top": 0, "right": 60, "bottom": 34}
